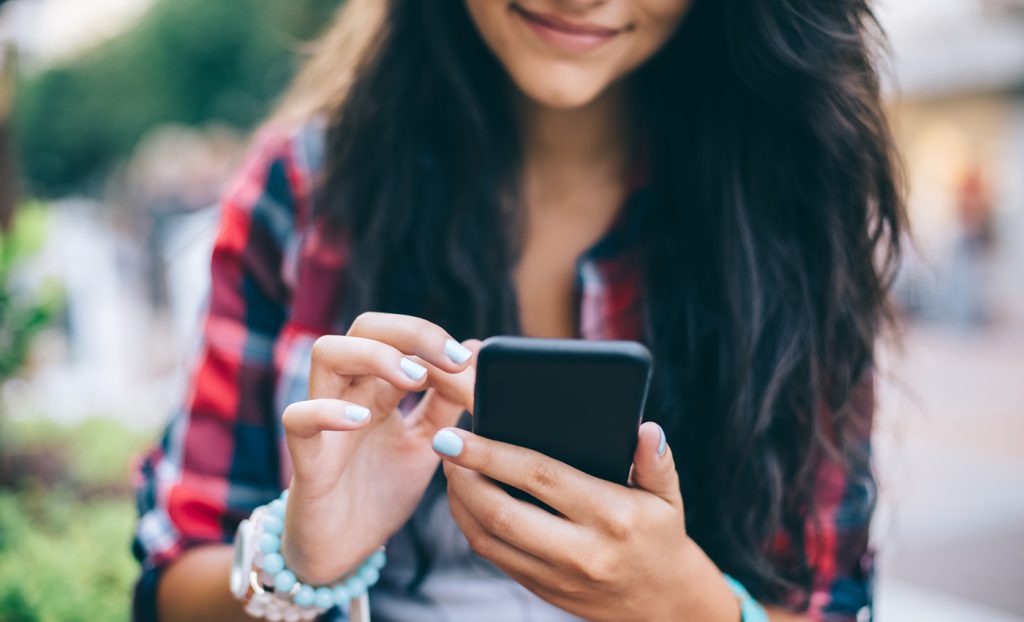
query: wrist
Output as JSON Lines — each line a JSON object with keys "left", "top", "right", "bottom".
{"left": 659, "top": 537, "right": 742, "bottom": 622}
{"left": 280, "top": 487, "right": 368, "bottom": 585}
{"left": 231, "top": 489, "right": 387, "bottom": 618}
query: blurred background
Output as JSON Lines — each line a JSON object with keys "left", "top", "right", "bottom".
{"left": 0, "top": 0, "right": 1021, "bottom": 620}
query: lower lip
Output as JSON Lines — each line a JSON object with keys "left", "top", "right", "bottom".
{"left": 512, "top": 7, "right": 619, "bottom": 54}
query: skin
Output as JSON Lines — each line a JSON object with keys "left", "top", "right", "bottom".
{"left": 160, "top": 1, "right": 814, "bottom": 619}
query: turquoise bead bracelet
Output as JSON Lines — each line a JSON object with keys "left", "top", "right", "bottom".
{"left": 254, "top": 489, "right": 387, "bottom": 611}
{"left": 723, "top": 574, "right": 769, "bottom": 622}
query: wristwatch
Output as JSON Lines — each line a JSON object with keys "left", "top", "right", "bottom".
{"left": 231, "top": 504, "right": 378, "bottom": 621}
{"left": 230, "top": 508, "right": 322, "bottom": 620}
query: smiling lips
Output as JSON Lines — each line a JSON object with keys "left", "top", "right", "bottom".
{"left": 511, "top": 3, "right": 628, "bottom": 54}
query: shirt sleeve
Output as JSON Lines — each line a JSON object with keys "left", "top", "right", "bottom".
{"left": 801, "top": 375, "right": 877, "bottom": 621}
{"left": 131, "top": 126, "right": 309, "bottom": 621}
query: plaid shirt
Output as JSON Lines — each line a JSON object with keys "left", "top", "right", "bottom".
{"left": 132, "top": 121, "right": 875, "bottom": 621}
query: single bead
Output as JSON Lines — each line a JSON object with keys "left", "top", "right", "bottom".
{"left": 293, "top": 584, "right": 315, "bottom": 608}
{"left": 263, "top": 515, "right": 284, "bottom": 535}
{"left": 274, "top": 569, "right": 297, "bottom": 594}
{"left": 266, "top": 610, "right": 283, "bottom": 622}
{"left": 314, "top": 586, "right": 334, "bottom": 609}
{"left": 260, "top": 552, "right": 285, "bottom": 574}
{"left": 268, "top": 499, "right": 286, "bottom": 519}
{"left": 358, "top": 565, "right": 379, "bottom": 586}
{"left": 345, "top": 575, "right": 367, "bottom": 598}
{"left": 283, "top": 610, "right": 301, "bottom": 622}
{"left": 368, "top": 549, "right": 386, "bottom": 569}
{"left": 259, "top": 533, "right": 280, "bottom": 554}
{"left": 332, "top": 584, "right": 351, "bottom": 607}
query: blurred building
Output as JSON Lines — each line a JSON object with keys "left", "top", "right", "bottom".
{"left": 880, "top": 0, "right": 1024, "bottom": 327}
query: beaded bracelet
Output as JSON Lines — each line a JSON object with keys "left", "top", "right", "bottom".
{"left": 233, "top": 488, "right": 387, "bottom": 619}
{"left": 723, "top": 574, "right": 769, "bottom": 622}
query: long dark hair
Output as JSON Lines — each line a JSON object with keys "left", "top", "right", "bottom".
{"left": 284, "top": 0, "right": 905, "bottom": 607}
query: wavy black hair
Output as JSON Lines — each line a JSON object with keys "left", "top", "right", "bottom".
{"left": 294, "top": 0, "right": 905, "bottom": 608}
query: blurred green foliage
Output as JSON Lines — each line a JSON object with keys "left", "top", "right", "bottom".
{"left": 0, "top": 203, "right": 61, "bottom": 383}
{"left": 0, "top": 493, "right": 137, "bottom": 622}
{"left": 0, "top": 417, "right": 149, "bottom": 622}
{"left": 14, "top": 0, "right": 340, "bottom": 196}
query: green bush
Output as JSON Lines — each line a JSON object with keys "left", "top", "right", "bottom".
{"left": 0, "top": 491, "right": 138, "bottom": 622}
{"left": 14, "top": 0, "right": 340, "bottom": 196}
{"left": 0, "top": 417, "right": 151, "bottom": 621}
{"left": 6, "top": 417, "right": 150, "bottom": 492}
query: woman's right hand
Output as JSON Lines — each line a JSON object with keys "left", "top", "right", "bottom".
{"left": 278, "top": 312, "right": 478, "bottom": 584}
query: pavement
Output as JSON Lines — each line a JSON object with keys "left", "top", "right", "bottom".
{"left": 873, "top": 322, "right": 1024, "bottom": 620}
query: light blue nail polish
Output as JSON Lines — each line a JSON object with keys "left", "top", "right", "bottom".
{"left": 345, "top": 404, "right": 371, "bottom": 422}
{"left": 444, "top": 339, "right": 472, "bottom": 365}
{"left": 657, "top": 425, "right": 667, "bottom": 456}
{"left": 432, "top": 429, "right": 464, "bottom": 457}
{"left": 400, "top": 357, "right": 427, "bottom": 381}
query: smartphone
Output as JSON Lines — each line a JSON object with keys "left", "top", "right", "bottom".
{"left": 472, "top": 336, "right": 652, "bottom": 508}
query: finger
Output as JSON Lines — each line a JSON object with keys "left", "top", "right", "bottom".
{"left": 347, "top": 312, "right": 474, "bottom": 374}
{"left": 630, "top": 422, "right": 682, "bottom": 507}
{"left": 405, "top": 339, "right": 482, "bottom": 432}
{"left": 432, "top": 428, "right": 617, "bottom": 523}
{"left": 444, "top": 462, "right": 582, "bottom": 566}
{"left": 408, "top": 357, "right": 475, "bottom": 418}
{"left": 282, "top": 398, "right": 374, "bottom": 481}
{"left": 447, "top": 483, "right": 559, "bottom": 580}
{"left": 309, "top": 334, "right": 430, "bottom": 400}
{"left": 407, "top": 387, "right": 466, "bottom": 437}
{"left": 281, "top": 398, "right": 373, "bottom": 439}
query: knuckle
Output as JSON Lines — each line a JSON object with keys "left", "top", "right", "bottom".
{"left": 348, "top": 312, "right": 379, "bottom": 335}
{"left": 481, "top": 503, "right": 515, "bottom": 535}
{"left": 466, "top": 530, "right": 494, "bottom": 559}
{"left": 525, "top": 460, "right": 559, "bottom": 493}
{"left": 580, "top": 550, "right": 616, "bottom": 585}
{"left": 281, "top": 402, "right": 302, "bottom": 433}
{"left": 602, "top": 504, "right": 636, "bottom": 541}
{"left": 310, "top": 335, "right": 335, "bottom": 364}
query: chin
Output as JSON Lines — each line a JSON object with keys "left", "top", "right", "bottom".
{"left": 511, "top": 68, "right": 609, "bottom": 110}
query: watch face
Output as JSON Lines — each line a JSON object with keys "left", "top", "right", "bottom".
{"left": 230, "top": 519, "right": 252, "bottom": 599}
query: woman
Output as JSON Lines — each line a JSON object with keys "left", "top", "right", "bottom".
{"left": 133, "top": 0, "right": 903, "bottom": 620}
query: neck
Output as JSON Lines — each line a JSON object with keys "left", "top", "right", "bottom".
{"left": 516, "top": 83, "right": 633, "bottom": 202}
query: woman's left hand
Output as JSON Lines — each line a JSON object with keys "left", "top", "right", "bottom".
{"left": 433, "top": 422, "right": 740, "bottom": 622}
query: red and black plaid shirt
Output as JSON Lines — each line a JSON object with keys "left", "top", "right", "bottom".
{"left": 132, "top": 122, "right": 875, "bottom": 621}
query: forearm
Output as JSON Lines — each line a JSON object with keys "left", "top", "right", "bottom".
{"left": 659, "top": 538, "right": 740, "bottom": 622}
{"left": 669, "top": 539, "right": 813, "bottom": 622}
{"left": 157, "top": 545, "right": 252, "bottom": 622}
{"left": 765, "top": 607, "right": 812, "bottom": 622}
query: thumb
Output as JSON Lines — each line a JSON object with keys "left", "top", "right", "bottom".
{"left": 631, "top": 421, "right": 682, "bottom": 506}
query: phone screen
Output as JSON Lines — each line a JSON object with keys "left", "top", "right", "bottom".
{"left": 472, "top": 337, "right": 652, "bottom": 506}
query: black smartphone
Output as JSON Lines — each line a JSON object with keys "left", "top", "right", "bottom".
{"left": 472, "top": 336, "right": 652, "bottom": 508}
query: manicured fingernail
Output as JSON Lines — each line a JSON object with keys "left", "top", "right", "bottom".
{"left": 657, "top": 425, "right": 667, "bottom": 456}
{"left": 400, "top": 357, "right": 427, "bottom": 381}
{"left": 432, "top": 429, "right": 464, "bottom": 457}
{"left": 345, "top": 405, "right": 370, "bottom": 423}
{"left": 444, "top": 339, "right": 472, "bottom": 365}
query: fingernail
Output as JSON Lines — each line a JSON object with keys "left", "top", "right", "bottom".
{"left": 657, "top": 425, "right": 667, "bottom": 456}
{"left": 432, "top": 429, "right": 464, "bottom": 457}
{"left": 400, "top": 357, "right": 427, "bottom": 381}
{"left": 444, "top": 339, "right": 472, "bottom": 365}
{"left": 345, "top": 405, "right": 370, "bottom": 423}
